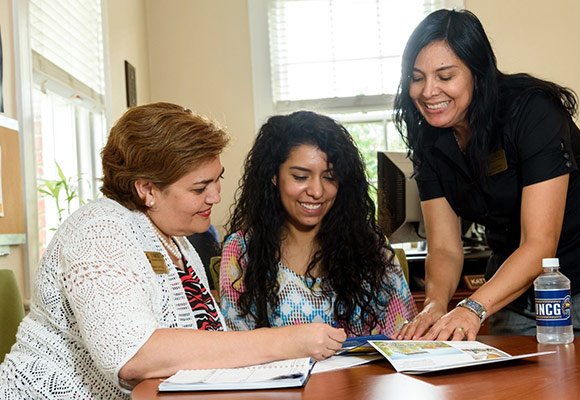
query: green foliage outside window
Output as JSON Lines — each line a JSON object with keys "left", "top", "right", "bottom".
{"left": 37, "top": 162, "right": 90, "bottom": 230}
{"left": 345, "top": 122, "right": 385, "bottom": 185}
{"left": 344, "top": 120, "right": 408, "bottom": 208}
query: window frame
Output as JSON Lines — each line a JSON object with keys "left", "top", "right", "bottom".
{"left": 32, "top": 84, "right": 107, "bottom": 250}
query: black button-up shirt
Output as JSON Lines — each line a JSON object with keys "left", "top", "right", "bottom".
{"left": 415, "top": 94, "right": 580, "bottom": 308}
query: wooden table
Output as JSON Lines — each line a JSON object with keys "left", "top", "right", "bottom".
{"left": 131, "top": 336, "right": 580, "bottom": 400}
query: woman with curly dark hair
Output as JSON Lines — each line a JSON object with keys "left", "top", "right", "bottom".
{"left": 219, "top": 111, "right": 416, "bottom": 336}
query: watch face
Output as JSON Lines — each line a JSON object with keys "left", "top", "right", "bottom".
{"left": 467, "top": 299, "right": 483, "bottom": 314}
{"left": 459, "top": 299, "right": 486, "bottom": 321}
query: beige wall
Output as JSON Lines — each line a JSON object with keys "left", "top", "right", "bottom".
{"left": 106, "top": 0, "right": 152, "bottom": 123}
{"left": 144, "top": 0, "right": 256, "bottom": 238}
{"left": 465, "top": 0, "right": 580, "bottom": 108}
{"left": 107, "top": 0, "right": 256, "bottom": 237}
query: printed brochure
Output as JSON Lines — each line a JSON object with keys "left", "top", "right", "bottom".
{"left": 368, "top": 340, "right": 554, "bottom": 374}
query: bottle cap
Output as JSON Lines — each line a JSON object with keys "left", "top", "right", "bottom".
{"left": 542, "top": 258, "right": 560, "bottom": 267}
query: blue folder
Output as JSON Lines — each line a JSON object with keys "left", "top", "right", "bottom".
{"left": 337, "top": 334, "right": 391, "bottom": 355}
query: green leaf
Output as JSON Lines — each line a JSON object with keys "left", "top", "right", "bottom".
{"left": 56, "top": 162, "right": 67, "bottom": 183}
{"left": 37, "top": 161, "right": 96, "bottom": 232}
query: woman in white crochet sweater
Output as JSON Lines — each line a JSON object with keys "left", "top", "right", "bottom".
{"left": 0, "top": 103, "right": 346, "bottom": 399}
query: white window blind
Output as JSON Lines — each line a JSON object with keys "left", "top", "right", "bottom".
{"left": 29, "top": 0, "right": 105, "bottom": 105}
{"left": 268, "top": 0, "right": 454, "bottom": 113}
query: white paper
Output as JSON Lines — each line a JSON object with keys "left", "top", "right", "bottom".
{"left": 312, "top": 354, "right": 383, "bottom": 374}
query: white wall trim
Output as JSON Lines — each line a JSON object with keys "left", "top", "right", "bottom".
{"left": 100, "top": 0, "right": 113, "bottom": 132}
{"left": 445, "top": 0, "right": 465, "bottom": 10}
{"left": 0, "top": 115, "right": 19, "bottom": 130}
{"left": 12, "top": 0, "right": 38, "bottom": 298}
{"left": 248, "top": 0, "right": 274, "bottom": 131}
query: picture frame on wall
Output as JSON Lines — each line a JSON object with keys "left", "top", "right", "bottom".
{"left": 124, "top": 60, "right": 137, "bottom": 108}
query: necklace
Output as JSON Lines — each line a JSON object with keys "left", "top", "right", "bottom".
{"left": 148, "top": 217, "right": 181, "bottom": 259}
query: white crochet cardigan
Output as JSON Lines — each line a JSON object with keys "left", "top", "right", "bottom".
{"left": 0, "top": 198, "right": 224, "bottom": 399}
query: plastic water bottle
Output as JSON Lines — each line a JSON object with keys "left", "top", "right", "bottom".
{"left": 534, "top": 258, "right": 573, "bottom": 344}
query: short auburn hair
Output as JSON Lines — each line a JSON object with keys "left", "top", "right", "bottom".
{"left": 101, "top": 102, "right": 229, "bottom": 211}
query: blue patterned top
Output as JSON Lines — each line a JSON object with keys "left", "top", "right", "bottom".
{"left": 219, "top": 232, "right": 417, "bottom": 336}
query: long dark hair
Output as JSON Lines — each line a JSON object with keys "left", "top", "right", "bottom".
{"left": 394, "top": 9, "right": 577, "bottom": 178}
{"left": 226, "top": 111, "right": 396, "bottom": 333}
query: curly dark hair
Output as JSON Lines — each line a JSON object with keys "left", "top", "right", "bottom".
{"left": 394, "top": 9, "right": 577, "bottom": 179}
{"left": 226, "top": 110, "right": 397, "bottom": 334}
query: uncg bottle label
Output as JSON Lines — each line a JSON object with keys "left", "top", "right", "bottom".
{"left": 535, "top": 289, "right": 572, "bottom": 327}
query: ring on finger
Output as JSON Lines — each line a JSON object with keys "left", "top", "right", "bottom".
{"left": 455, "top": 326, "right": 465, "bottom": 335}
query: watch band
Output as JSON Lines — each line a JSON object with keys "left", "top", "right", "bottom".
{"left": 456, "top": 298, "right": 487, "bottom": 325}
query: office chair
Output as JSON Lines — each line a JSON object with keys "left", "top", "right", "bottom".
{"left": 393, "top": 248, "right": 410, "bottom": 285}
{"left": 186, "top": 229, "right": 221, "bottom": 289}
{"left": 0, "top": 269, "right": 25, "bottom": 363}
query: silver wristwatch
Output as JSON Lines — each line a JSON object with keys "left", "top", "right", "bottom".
{"left": 456, "top": 298, "right": 487, "bottom": 325}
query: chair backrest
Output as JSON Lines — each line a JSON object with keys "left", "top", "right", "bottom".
{"left": 393, "top": 248, "right": 410, "bottom": 285}
{"left": 186, "top": 232, "right": 221, "bottom": 290}
{"left": 0, "top": 269, "right": 25, "bottom": 363}
{"left": 209, "top": 256, "right": 222, "bottom": 299}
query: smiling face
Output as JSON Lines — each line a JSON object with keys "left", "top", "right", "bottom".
{"left": 147, "top": 156, "right": 223, "bottom": 237}
{"left": 276, "top": 144, "right": 338, "bottom": 233}
{"left": 409, "top": 40, "right": 475, "bottom": 132}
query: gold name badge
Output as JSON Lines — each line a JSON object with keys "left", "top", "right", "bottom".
{"left": 145, "top": 251, "right": 169, "bottom": 274}
{"left": 488, "top": 149, "right": 508, "bottom": 176}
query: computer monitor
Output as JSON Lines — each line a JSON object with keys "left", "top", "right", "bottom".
{"left": 377, "top": 151, "right": 425, "bottom": 243}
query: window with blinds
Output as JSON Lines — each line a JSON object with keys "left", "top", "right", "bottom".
{"left": 29, "top": 0, "right": 105, "bottom": 105}
{"left": 268, "top": 0, "right": 455, "bottom": 113}
{"left": 28, "top": 0, "right": 107, "bottom": 251}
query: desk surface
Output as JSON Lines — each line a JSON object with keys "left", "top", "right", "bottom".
{"left": 131, "top": 336, "right": 579, "bottom": 400}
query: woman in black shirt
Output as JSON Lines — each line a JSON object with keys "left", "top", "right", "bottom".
{"left": 393, "top": 9, "right": 580, "bottom": 340}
